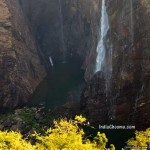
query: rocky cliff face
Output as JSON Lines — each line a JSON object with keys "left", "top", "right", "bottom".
{"left": 1, "top": 0, "right": 100, "bottom": 109}
{"left": 0, "top": 0, "right": 46, "bottom": 109}
{"left": 1, "top": 0, "right": 149, "bottom": 129}
{"left": 20, "top": 0, "right": 100, "bottom": 64}
{"left": 81, "top": 0, "right": 150, "bottom": 129}
{"left": 62, "top": 0, "right": 100, "bottom": 61}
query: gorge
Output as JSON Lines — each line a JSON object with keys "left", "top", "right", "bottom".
{"left": 0, "top": 0, "right": 150, "bottom": 148}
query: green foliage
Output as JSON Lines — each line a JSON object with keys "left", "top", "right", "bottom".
{"left": 19, "top": 109, "right": 36, "bottom": 128}
{"left": 0, "top": 115, "right": 115, "bottom": 150}
{"left": 127, "top": 128, "right": 150, "bottom": 150}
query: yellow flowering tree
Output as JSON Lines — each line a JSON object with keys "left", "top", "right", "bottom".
{"left": 0, "top": 115, "right": 115, "bottom": 150}
{"left": 127, "top": 128, "right": 150, "bottom": 150}
{"left": 0, "top": 131, "right": 35, "bottom": 150}
{"left": 34, "top": 115, "right": 115, "bottom": 150}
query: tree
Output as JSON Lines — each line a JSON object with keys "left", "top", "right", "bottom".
{"left": 127, "top": 128, "right": 150, "bottom": 150}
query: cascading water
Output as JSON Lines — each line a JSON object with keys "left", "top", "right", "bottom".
{"left": 105, "top": 43, "right": 113, "bottom": 97}
{"left": 95, "top": 0, "right": 110, "bottom": 73}
{"left": 132, "top": 84, "right": 144, "bottom": 124}
{"left": 130, "top": 0, "right": 134, "bottom": 45}
{"left": 49, "top": 56, "right": 54, "bottom": 67}
{"left": 58, "top": 0, "right": 66, "bottom": 59}
{"left": 95, "top": 0, "right": 112, "bottom": 94}
{"left": 95, "top": 0, "right": 114, "bottom": 120}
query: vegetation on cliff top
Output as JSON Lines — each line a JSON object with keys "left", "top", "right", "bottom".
{"left": 127, "top": 128, "right": 150, "bottom": 150}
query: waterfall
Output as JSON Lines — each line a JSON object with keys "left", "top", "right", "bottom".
{"left": 58, "top": 0, "right": 66, "bottom": 59}
{"left": 105, "top": 43, "right": 113, "bottom": 97}
{"left": 130, "top": 0, "right": 134, "bottom": 46}
{"left": 95, "top": 0, "right": 113, "bottom": 120}
{"left": 49, "top": 56, "right": 54, "bottom": 67}
{"left": 95, "top": 0, "right": 110, "bottom": 73}
{"left": 95, "top": 0, "right": 112, "bottom": 97}
{"left": 132, "top": 84, "right": 144, "bottom": 124}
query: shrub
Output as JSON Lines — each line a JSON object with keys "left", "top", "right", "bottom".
{"left": 34, "top": 115, "right": 115, "bottom": 150}
{"left": 127, "top": 128, "right": 150, "bottom": 150}
{"left": 0, "top": 130, "right": 35, "bottom": 150}
{"left": 0, "top": 115, "right": 115, "bottom": 150}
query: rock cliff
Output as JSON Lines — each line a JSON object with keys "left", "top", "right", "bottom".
{"left": 20, "top": 0, "right": 100, "bottom": 63}
{"left": 1, "top": 0, "right": 100, "bottom": 109}
{"left": 0, "top": 0, "right": 46, "bottom": 109}
{"left": 81, "top": 0, "right": 150, "bottom": 129}
{"left": 0, "top": 0, "right": 150, "bottom": 129}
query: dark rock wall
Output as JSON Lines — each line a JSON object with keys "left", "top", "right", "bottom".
{"left": 62, "top": 0, "right": 100, "bottom": 60}
{"left": 20, "top": 0, "right": 100, "bottom": 63}
{"left": 81, "top": 0, "right": 150, "bottom": 129}
{"left": 0, "top": 0, "right": 101, "bottom": 109}
{"left": 30, "top": 0, "right": 64, "bottom": 61}
{"left": 0, "top": 0, "right": 46, "bottom": 109}
{"left": 108, "top": 0, "right": 150, "bottom": 127}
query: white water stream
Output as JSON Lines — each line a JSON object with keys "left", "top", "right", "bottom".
{"left": 58, "top": 0, "right": 66, "bottom": 58}
{"left": 95, "top": 0, "right": 110, "bottom": 73}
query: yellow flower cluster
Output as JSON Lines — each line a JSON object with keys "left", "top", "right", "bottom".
{"left": 0, "top": 115, "right": 115, "bottom": 150}
{"left": 127, "top": 128, "right": 150, "bottom": 150}
{"left": 0, "top": 131, "right": 34, "bottom": 150}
